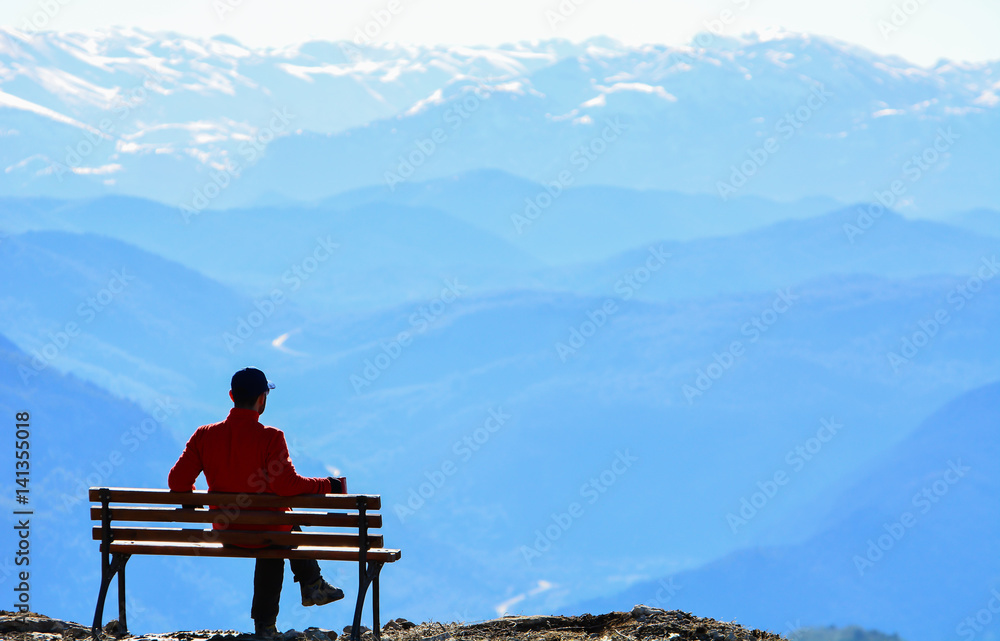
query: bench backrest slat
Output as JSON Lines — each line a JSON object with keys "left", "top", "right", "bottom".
{"left": 88, "top": 488, "right": 381, "bottom": 511}
{"left": 90, "top": 506, "right": 383, "bottom": 529}
{"left": 91, "top": 526, "right": 384, "bottom": 548}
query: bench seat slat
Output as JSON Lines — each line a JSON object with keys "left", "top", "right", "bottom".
{"left": 90, "top": 506, "right": 382, "bottom": 529}
{"left": 88, "top": 488, "right": 381, "bottom": 511}
{"left": 92, "top": 526, "right": 383, "bottom": 549}
{"left": 105, "top": 541, "right": 402, "bottom": 563}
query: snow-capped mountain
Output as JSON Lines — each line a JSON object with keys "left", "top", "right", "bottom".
{"left": 0, "top": 28, "right": 997, "bottom": 211}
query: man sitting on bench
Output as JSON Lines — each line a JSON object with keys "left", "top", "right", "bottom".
{"left": 168, "top": 367, "right": 347, "bottom": 637}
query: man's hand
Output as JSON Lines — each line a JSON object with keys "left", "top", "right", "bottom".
{"left": 327, "top": 477, "right": 347, "bottom": 494}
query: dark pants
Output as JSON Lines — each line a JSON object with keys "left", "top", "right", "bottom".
{"left": 241, "top": 525, "right": 322, "bottom": 625}
{"left": 251, "top": 555, "right": 321, "bottom": 624}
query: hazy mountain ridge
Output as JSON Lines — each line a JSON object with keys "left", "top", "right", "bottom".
{"left": 1, "top": 190, "right": 996, "bottom": 311}
{"left": 564, "top": 381, "right": 1000, "bottom": 641}
{"left": 0, "top": 192, "right": 546, "bottom": 311}
{"left": 550, "top": 206, "right": 1000, "bottom": 300}
{"left": 317, "top": 169, "right": 844, "bottom": 262}
{"left": 0, "top": 229, "right": 259, "bottom": 412}
{"left": 158, "top": 279, "right": 1000, "bottom": 622}
{"left": 2, "top": 218, "right": 999, "bottom": 632}
{"left": 0, "top": 330, "right": 185, "bottom": 632}
{"left": 948, "top": 208, "right": 1000, "bottom": 239}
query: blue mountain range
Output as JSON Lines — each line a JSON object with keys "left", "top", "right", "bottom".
{"left": 0, "top": 188, "right": 997, "bottom": 639}
{"left": 0, "top": 26, "right": 997, "bottom": 641}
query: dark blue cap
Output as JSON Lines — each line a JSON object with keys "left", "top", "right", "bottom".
{"left": 231, "top": 367, "right": 275, "bottom": 398}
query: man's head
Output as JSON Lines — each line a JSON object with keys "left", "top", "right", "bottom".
{"left": 230, "top": 367, "right": 275, "bottom": 414}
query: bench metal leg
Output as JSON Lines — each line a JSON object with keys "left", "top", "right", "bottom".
{"left": 372, "top": 570, "right": 381, "bottom": 641}
{"left": 92, "top": 558, "right": 114, "bottom": 639}
{"left": 351, "top": 584, "right": 366, "bottom": 641}
{"left": 92, "top": 553, "right": 129, "bottom": 640}
{"left": 351, "top": 561, "right": 385, "bottom": 641}
{"left": 117, "top": 554, "right": 131, "bottom": 634}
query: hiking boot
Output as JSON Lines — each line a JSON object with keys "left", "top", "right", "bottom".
{"left": 254, "top": 621, "right": 280, "bottom": 638}
{"left": 300, "top": 577, "right": 345, "bottom": 606}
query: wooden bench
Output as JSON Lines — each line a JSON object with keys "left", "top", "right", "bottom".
{"left": 89, "top": 487, "right": 401, "bottom": 641}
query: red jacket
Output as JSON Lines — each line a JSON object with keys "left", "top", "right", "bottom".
{"left": 168, "top": 407, "right": 333, "bottom": 533}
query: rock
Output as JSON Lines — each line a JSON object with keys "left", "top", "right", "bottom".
{"left": 281, "top": 630, "right": 303, "bottom": 640}
{"left": 382, "top": 619, "right": 416, "bottom": 632}
{"left": 342, "top": 626, "right": 371, "bottom": 638}
{"left": 304, "top": 627, "right": 338, "bottom": 641}
{"left": 196, "top": 631, "right": 250, "bottom": 641}
{"left": 0, "top": 614, "right": 79, "bottom": 635}
{"left": 103, "top": 619, "right": 126, "bottom": 637}
{"left": 630, "top": 604, "right": 661, "bottom": 622}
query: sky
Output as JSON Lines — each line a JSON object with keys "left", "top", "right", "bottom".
{"left": 1, "top": 0, "right": 999, "bottom": 66}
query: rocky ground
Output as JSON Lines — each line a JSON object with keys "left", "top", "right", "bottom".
{"left": 0, "top": 607, "right": 784, "bottom": 641}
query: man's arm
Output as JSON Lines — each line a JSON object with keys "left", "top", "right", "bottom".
{"left": 168, "top": 429, "right": 203, "bottom": 492}
{"left": 266, "top": 430, "right": 333, "bottom": 495}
